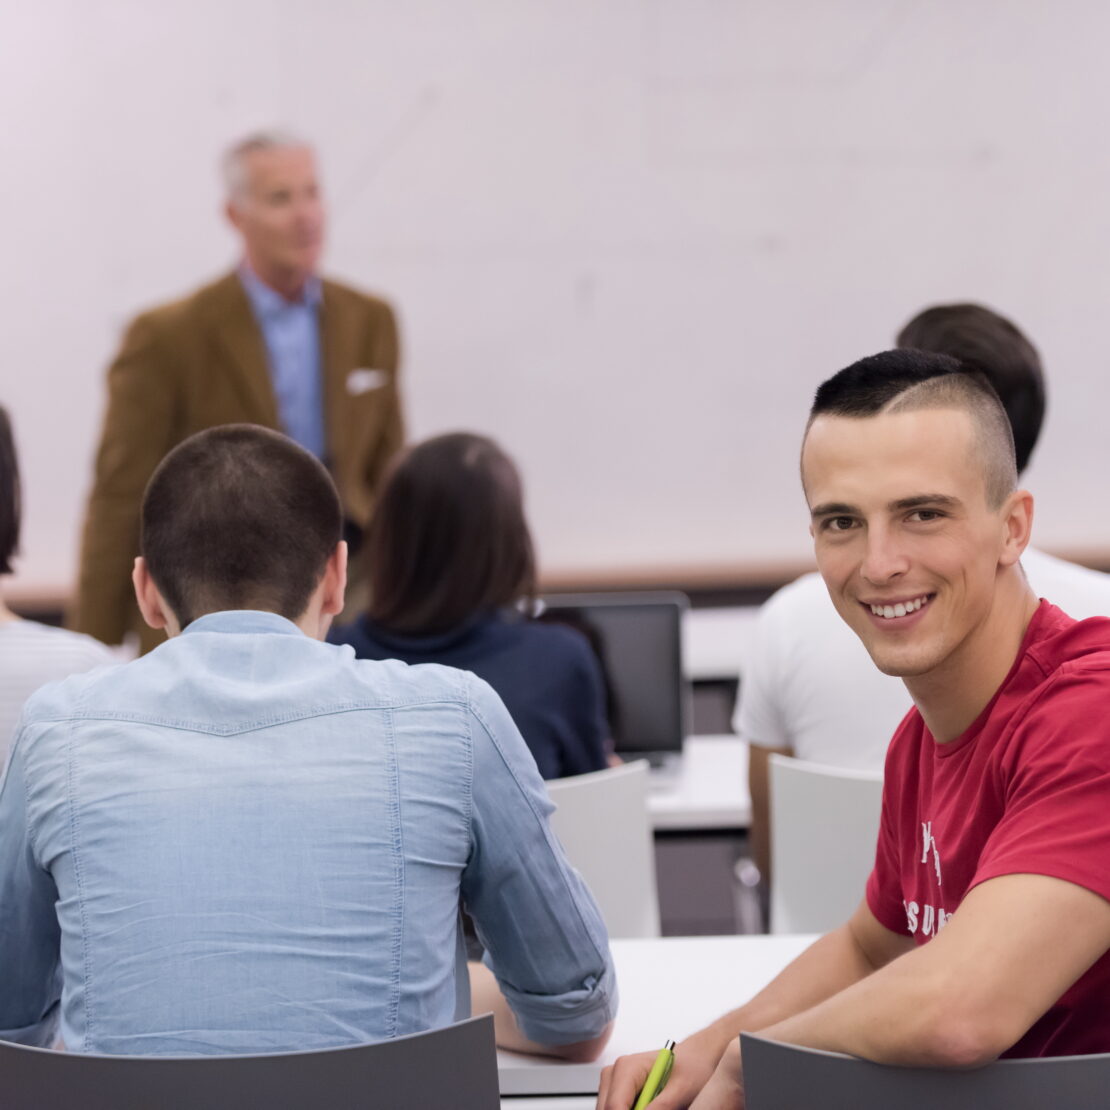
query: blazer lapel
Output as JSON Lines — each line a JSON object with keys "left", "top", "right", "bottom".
{"left": 208, "top": 274, "right": 280, "bottom": 427}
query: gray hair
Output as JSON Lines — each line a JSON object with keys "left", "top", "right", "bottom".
{"left": 222, "top": 129, "right": 311, "bottom": 204}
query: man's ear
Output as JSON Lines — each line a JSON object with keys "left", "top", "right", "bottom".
{"left": 320, "top": 541, "right": 348, "bottom": 618}
{"left": 999, "top": 489, "right": 1035, "bottom": 568}
{"left": 132, "top": 557, "right": 180, "bottom": 635}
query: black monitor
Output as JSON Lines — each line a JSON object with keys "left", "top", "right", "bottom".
{"left": 538, "top": 591, "right": 691, "bottom": 765}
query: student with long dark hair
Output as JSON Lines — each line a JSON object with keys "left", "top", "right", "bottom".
{"left": 330, "top": 432, "right": 608, "bottom": 779}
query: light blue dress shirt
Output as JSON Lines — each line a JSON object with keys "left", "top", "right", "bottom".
{"left": 239, "top": 267, "right": 326, "bottom": 459}
{"left": 0, "top": 611, "right": 616, "bottom": 1055}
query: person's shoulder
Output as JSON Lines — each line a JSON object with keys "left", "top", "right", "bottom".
{"left": 1023, "top": 547, "right": 1110, "bottom": 621}
{"left": 0, "top": 621, "right": 117, "bottom": 684}
{"left": 760, "top": 570, "right": 829, "bottom": 618}
{"left": 17, "top": 650, "right": 123, "bottom": 727}
{"left": 513, "top": 615, "right": 589, "bottom": 650}
{"left": 1, "top": 620, "right": 116, "bottom": 666}
{"left": 754, "top": 570, "right": 847, "bottom": 655}
{"left": 344, "top": 649, "right": 477, "bottom": 709}
{"left": 320, "top": 276, "right": 395, "bottom": 319}
{"left": 125, "top": 271, "right": 244, "bottom": 335}
{"left": 503, "top": 616, "right": 599, "bottom": 672}
{"left": 1029, "top": 602, "right": 1110, "bottom": 676}
{"left": 326, "top": 617, "right": 380, "bottom": 656}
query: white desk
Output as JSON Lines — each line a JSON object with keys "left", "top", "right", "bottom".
{"left": 498, "top": 933, "right": 815, "bottom": 1097}
{"left": 647, "top": 736, "right": 751, "bottom": 831}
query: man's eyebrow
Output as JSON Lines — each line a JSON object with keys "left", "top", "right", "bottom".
{"left": 890, "top": 494, "right": 963, "bottom": 512}
{"left": 809, "top": 502, "right": 858, "bottom": 520}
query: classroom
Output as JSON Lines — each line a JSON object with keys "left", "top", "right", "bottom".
{"left": 3, "top": 3, "right": 1110, "bottom": 1107}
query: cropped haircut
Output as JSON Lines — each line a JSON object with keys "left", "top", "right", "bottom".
{"left": 141, "top": 425, "right": 342, "bottom": 627}
{"left": 0, "top": 407, "right": 20, "bottom": 575}
{"left": 222, "top": 129, "right": 310, "bottom": 204}
{"left": 367, "top": 433, "right": 536, "bottom": 636}
{"left": 808, "top": 349, "right": 1018, "bottom": 508}
{"left": 896, "top": 303, "right": 1045, "bottom": 473}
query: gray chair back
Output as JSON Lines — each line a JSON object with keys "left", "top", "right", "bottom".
{"left": 0, "top": 1014, "right": 498, "bottom": 1110}
{"left": 743, "top": 1032, "right": 1110, "bottom": 1109}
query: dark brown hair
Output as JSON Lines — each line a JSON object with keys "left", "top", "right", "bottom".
{"left": 141, "top": 424, "right": 342, "bottom": 627}
{"left": 808, "top": 349, "right": 1017, "bottom": 508}
{"left": 896, "top": 303, "right": 1045, "bottom": 474}
{"left": 0, "top": 407, "right": 20, "bottom": 576}
{"left": 367, "top": 433, "right": 536, "bottom": 635}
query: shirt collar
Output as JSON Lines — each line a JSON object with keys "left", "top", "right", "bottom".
{"left": 182, "top": 610, "right": 307, "bottom": 638}
{"left": 238, "top": 263, "right": 322, "bottom": 318}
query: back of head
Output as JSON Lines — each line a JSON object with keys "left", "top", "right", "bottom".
{"left": 141, "top": 424, "right": 342, "bottom": 627}
{"left": 896, "top": 303, "right": 1045, "bottom": 473}
{"left": 808, "top": 349, "right": 1018, "bottom": 508}
{"left": 0, "top": 406, "right": 19, "bottom": 576}
{"left": 367, "top": 433, "right": 536, "bottom": 636}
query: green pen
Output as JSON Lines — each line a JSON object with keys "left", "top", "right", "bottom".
{"left": 632, "top": 1039, "right": 676, "bottom": 1109}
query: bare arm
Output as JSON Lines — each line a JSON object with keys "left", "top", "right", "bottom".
{"left": 690, "top": 872, "right": 1110, "bottom": 1108}
{"left": 597, "top": 899, "right": 910, "bottom": 1108}
{"left": 761, "top": 873, "right": 1110, "bottom": 1064}
{"left": 747, "top": 744, "right": 792, "bottom": 886}
{"left": 470, "top": 961, "right": 613, "bottom": 1062}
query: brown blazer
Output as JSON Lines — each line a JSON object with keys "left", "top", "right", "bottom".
{"left": 72, "top": 271, "right": 403, "bottom": 651}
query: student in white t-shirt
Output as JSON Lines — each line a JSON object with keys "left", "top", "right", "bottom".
{"left": 739, "top": 303, "right": 1110, "bottom": 885}
{"left": 0, "top": 407, "right": 115, "bottom": 762}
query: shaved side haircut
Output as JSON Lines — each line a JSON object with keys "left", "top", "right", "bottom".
{"left": 806, "top": 349, "right": 1018, "bottom": 508}
{"left": 141, "top": 424, "right": 342, "bottom": 627}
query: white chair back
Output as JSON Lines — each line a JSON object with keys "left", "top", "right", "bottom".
{"left": 769, "top": 755, "right": 883, "bottom": 935}
{"left": 546, "top": 760, "right": 661, "bottom": 938}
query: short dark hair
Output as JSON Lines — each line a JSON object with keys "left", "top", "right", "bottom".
{"left": 808, "top": 350, "right": 1018, "bottom": 508}
{"left": 140, "top": 424, "right": 342, "bottom": 627}
{"left": 896, "top": 303, "right": 1045, "bottom": 473}
{"left": 366, "top": 433, "right": 536, "bottom": 635}
{"left": 0, "top": 407, "right": 20, "bottom": 576}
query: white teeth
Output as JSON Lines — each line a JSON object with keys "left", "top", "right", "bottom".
{"left": 870, "top": 596, "right": 929, "bottom": 619}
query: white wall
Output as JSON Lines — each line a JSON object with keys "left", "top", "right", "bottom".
{"left": 5, "top": 0, "right": 1109, "bottom": 595}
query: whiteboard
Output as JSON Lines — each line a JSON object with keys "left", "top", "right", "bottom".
{"left": 4, "top": 0, "right": 1108, "bottom": 597}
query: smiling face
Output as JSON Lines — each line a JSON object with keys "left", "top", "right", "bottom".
{"left": 226, "top": 145, "right": 324, "bottom": 295}
{"left": 802, "top": 406, "right": 1027, "bottom": 683}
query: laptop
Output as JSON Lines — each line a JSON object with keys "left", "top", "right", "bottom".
{"left": 537, "top": 591, "right": 691, "bottom": 769}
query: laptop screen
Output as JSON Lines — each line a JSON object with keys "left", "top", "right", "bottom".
{"left": 538, "top": 591, "right": 691, "bottom": 759}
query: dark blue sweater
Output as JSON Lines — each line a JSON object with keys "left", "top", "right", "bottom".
{"left": 328, "top": 612, "right": 609, "bottom": 780}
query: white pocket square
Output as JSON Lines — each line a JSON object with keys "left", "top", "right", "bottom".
{"left": 346, "top": 368, "right": 389, "bottom": 395}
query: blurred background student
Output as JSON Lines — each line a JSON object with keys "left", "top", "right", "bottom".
{"left": 329, "top": 432, "right": 609, "bottom": 780}
{"left": 0, "top": 408, "right": 114, "bottom": 762}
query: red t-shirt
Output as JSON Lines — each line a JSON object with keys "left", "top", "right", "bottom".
{"left": 866, "top": 600, "right": 1110, "bottom": 1057}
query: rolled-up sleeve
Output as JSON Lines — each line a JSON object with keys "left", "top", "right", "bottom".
{"left": 461, "top": 676, "right": 617, "bottom": 1045}
{"left": 0, "top": 726, "right": 62, "bottom": 1045}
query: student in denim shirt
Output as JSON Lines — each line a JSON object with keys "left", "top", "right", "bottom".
{"left": 0, "top": 425, "right": 616, "bottom": 1057}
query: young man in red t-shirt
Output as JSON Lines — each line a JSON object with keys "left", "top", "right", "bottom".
{"left": 599, "top": 349, "right": 1110, "bottom": 1109}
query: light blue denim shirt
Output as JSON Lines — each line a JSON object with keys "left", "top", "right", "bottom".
{"left": 0, "top": 611, "right": 616, "bottom": 1055}
{"left": 239, "top": 266, "right": 326, "bottom": 459}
